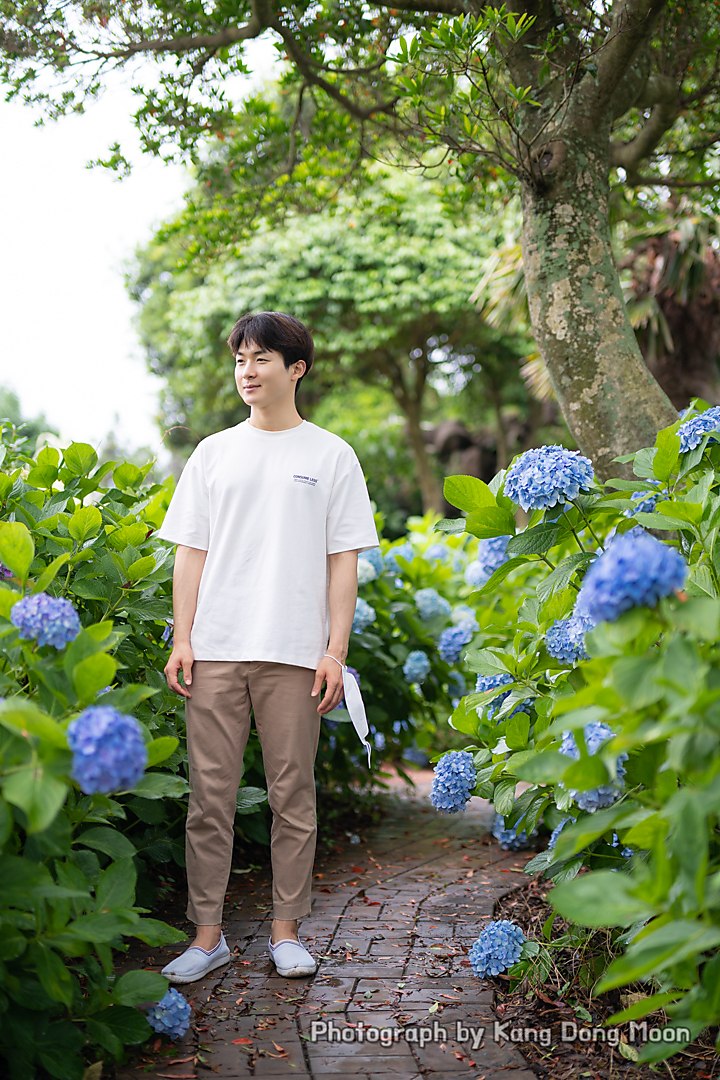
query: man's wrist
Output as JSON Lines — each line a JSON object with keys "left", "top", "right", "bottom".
{"left": 326, "top": 641, "right": 348, "bottom": 663}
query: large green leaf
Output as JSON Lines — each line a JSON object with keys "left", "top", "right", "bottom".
{"left": 236, "top": 786, "right": 269, "bottom": 814}
{"left": 551, "top": 870, "right": 657, "bottom": 927}
{"left": 146, "top": 736, "right": 179, "bottom": 768}
{"left": 0, "top": 584, "right": 18, "bottom": 618}
{"left": 2, "top": 766, "right": 68, "bottom": 834}
{"left": 465, "top": 506, "right": 516, "bottom": 539}
{"left": 0, "top": 521, "right": 34, "bottom": 582}
{"left": 62, "top": 442, "right": 98, "bottom": 477}
{"left": 31, "top": 941, "right": 75, "bottom": 1006}
{"left": 493, "top": 779, "right": 516, "bottom": 815}
{"left": 513, "top": 751, "right": 569, "bottom": 784}
{"left": 112, "top": 968, "right": 168, "bottom": 1006}
{"left": 31, "top": 553, "right": 72, "bottom": 594}
{"left": 506, "top": 524, "right": 564, "bottom": 556}
{"left": 67, "top": 505, "right": 103, "bottom": 543}
{"left": 95, "top": 859, "right": 137, "bottom": 912}
{"left": 536, "top": 552, "right": 593, "bottom": 603}
{"left": 129, "top": 773, "right": 190, "bottom": 799}
{"left": 0, "top": 698, "right": 68, "bottom": 748}
{"left": 596, "top": 920, "right": 720, "bottom": 992}
{"left": 75, "top": 827, "right": 137, "bottom": 859}
{"left": 89, "top": 1005, "right": 153, "bottom": 1045}
{"left": 72, "top": 653, "right": 117, "bottom": 705}
{"left": 127, "top": 918, "right": 188, "bottom": 946}
{"left": 66, "top": 912, "right": 138, "bottom": 943}
{"left": 471, "top": 556, "right": 528, "bottom": 595}
{"left": 443, "top": 475, "right": 496, "bottom": 513}
{"left": 653, "top": 426, "right": 681, "bottom": 482}
{"left": 553, "top": 804, "right": 640, "bottom": 861}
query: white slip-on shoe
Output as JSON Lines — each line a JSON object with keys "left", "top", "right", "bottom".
{"left": 161, "top": 933, "right": 231, "bottom": 984}
{"left": 268, "top": 936, "right": 317, "bottom": 977}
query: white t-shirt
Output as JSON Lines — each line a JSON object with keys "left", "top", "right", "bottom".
{"left": 156, "top": 419, "right": 379, "bottom": 669}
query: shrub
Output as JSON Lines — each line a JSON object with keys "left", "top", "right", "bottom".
{"left": 432, "top": 406, "right": 720, "bottom": 1062}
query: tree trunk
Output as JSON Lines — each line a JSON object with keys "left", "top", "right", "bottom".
{"left": 521, "top": 139, "right": 678, "bottom": 479}
{"left": 403, "top": 400, "right": 443, "bottom": 514}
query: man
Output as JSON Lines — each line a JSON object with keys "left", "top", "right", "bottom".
{"left": 157, "top": 311, "right": 378, "bottom": 982}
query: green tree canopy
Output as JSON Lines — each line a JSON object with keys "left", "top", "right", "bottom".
{"left": 5, "top": 0, "right": 720, "bottom": 472}
{"left": 130, "top": 173, "right": 531, "bottom": 511}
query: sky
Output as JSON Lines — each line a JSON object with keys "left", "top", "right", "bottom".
{"left": 0, "top": 38, "right": 277, "bottom": 462}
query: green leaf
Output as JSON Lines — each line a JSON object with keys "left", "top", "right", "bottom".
{"left": 553, "top": 804, "right": 641, "bottom": 861}
{"left": 447, "top": 697, "right": 481, "bottom": 737}
{"left": 89, "top": 1005, "right": 153, "bottom": 1045}
{"left": 443, "top": 475, "right": 496, "bottom": 513}
{"left": 536, "top": 553, "right": 593, "bottom": 603}
{"left": 596, "top": 920, "right": 720, "bottom": 992}
{"left": 0, "top": 922, "right": 27, "bottom": 961}
{"left": 62, "top": 442, "right": 98, "bottom": 477}
{"left": 0, "top": 854, "right": 80, "bottom": 907}
{"left": 607, "top": 992, "right": 684, "bottom": 1024}
{"left": 506, "top": 524, "right": 563, "bottom": 556}
{"left": 146, "top": 736, "right": 179, "bottom": 768}
{"left": 32, "top": 553, "right": 72, "bottom": 594}
{"left": 95, "top": 859, "right": 137, "bottom": 912}
{"left": 129, "top": 773, "right": 190, "bottom": 799}
{"left": 633, "top": 511, "right": 685, "bottom": 530}
{"left": 112, "top": 968, "right": 168, "bottom": 1007}
{"left": 236, "top": 786, "right": 269, "bottom": 814}
{"left": 66, "top": 912, "right": 137, "bottom": 943}
{"left": 0, "top": 521, "right": 34, "bottom": 582}
{"left": 653, "top": 500, "right": 703, "bottom": 525}
{"left": 3, "top": 766, "right": 68, "bottom": 833}
{"left": 434, "top": 517, "right": 466, "bottom": 535}
{"left": 75, "top": 827, "right": 137, "bottom": 859}
{"left": 73, "top": 653, "right": 118, "bottom": 705}
{"left": 610, "top": 655, "right": 664, "bottom": 708}
{"left": 67, "top": 505, "right": 103, "bottom": 543}
{"left": 493, "top": 779, "right": 516, "bottom": 815}
{"left": 653, "top": 426, "right": 681, "bottom": 482}
{"left": 632, "top": 447, "right": 657, "bottom": 479}
{"left": 471, "top": 556, "right": 528, "bottom": 595}
{"left": 125, "top": 555, "right": 156, "bottom": 583}
{"left": 465, "top": 506, "right": 516, "bottom": 539}
{"left": 126, "top": 918, "right": 188, "bottom": 946}
{"left": 562, "top": 755, "right": 609, "bottom": 790}
{"left": 505, "top": 711, "right": 529, "bottom": 750}
{"left": 113, "top": 462, "right": 144, "bottom": 491}
{"left": 84, "top": 1018, "right": 123, "bottom": 1058}
{"left": 513, "top": 751, "right": 569, "bottom": 784}
{"left": 0, "top": 698, "right": 69, "bottom": 748}
{"left": 687, "top": 563, "right": 716, "bottom": 598}
{"left": 551, "top": 870, "right": 657, "bottom": 927}
{"left": 0, "top": 584, "right": 18, "bottom": 618}
{"left": 32, "top": 941, "right": 75, "bottom": 1006}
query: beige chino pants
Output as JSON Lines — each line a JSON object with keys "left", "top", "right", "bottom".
{"left": 184, "top": 661, "right": 322, "bottom": 925}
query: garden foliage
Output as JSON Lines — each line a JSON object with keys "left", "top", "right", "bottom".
{"left": 435, "top": 404, "right": 720, "bottom": 1061}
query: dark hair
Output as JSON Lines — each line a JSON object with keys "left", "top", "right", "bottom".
{"left": 227, "top": 311, "right": 314, "bottom": 391}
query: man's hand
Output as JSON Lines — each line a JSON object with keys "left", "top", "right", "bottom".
{"left": 311, "top": 655, "right": 345, "bottom": 715}
{"left": 165, "top": 643, "right": 195, "bottom": 697}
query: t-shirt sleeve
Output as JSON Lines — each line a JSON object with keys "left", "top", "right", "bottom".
{"left": 326, "top": 454, "right": 379, "bottom": 555}
{"left": 156, "top": 447, "right": 210, "bottom": 550}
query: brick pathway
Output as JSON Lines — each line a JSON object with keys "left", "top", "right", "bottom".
{"left": 117, "top": 772, "right": 537, "bottom": 1080}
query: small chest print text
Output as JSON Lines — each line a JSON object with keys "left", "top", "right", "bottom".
{"left": 293, "top": 474, "right": 319, "bottom": 486}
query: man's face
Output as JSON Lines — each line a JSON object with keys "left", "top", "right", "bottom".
{"left": 234, "top": 340, "right": 305, "bottom": 409}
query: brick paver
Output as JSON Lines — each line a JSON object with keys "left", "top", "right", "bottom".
{"left": 117, "top": 773, "right": 537, "bottom": 1080}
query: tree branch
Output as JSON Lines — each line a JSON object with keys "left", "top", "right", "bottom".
{"left": 87, "top": 11, "right": 265, "bottom": 60}
{"left": 624, "top": 173, "right": 720, "bottom": 188}
{"left": 370, "top": 0, "right": 467, "bottom": 13}
{"left": 609, "top": 74, "right": 678, "bottom": 171}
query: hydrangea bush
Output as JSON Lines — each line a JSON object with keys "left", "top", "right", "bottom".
{"left": 431, "top": 409, "right": 720, "bottom": 1062}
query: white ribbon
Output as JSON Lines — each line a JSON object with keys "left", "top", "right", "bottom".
{"left": 324, "top": 654, "right": 372, "bottom": 767}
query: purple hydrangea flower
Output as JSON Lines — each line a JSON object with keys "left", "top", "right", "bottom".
{"left": 415, "top": 588, "right": 452, "bottom": 621}
{"left": 0, "top": 563, "right": 12, "bottom": 580}
{"left": 429, "top": 750, "right": 477, "bottom": 813}
{"left": 503, "top": 445, "right": 594, "bottom": 511}
{"left": 438, "top": 619, "right": 476, "bottom": 663}
{"left": 575, "top": 531, "right": 686, "bottom": 624}
{"left": 492, "top": 811, "right": 534, "bottom": 851}
{"left": 403, "top": 650, "right": 431, "bottom": 684}
{"left": 67, "top": 706, "right": 148, "bottom": 794}
{"left": 469, "top": 920, "right": 526, "bottom": 978}
{"left": 677, "top": 406, "right": 720, "bottom": 452}
{"left": 352, "top": 597, "right": 376, "bottom": 633}
{"left": 146, "top": 988, "right": 191, "bottom": 1039}
{"left": 11, "top": 592, "right": 81, "bottom": 649}
{"left": 384, "top": 543, "right": 414, "bottom": 573}
{"left": 547, "top": 816, "right": 576, "bottom": 850}
{"left": 559, "top": 722, "right": 627, "bottom": 812}
{"left": 545, "top": 614, "right": 594, "bottom": 663}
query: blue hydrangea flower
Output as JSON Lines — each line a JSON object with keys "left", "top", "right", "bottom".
{"left": 624, "top": 490, "right": 659, "bottom": 517}
{"left": 425, "top": 543, "right": 450, "bottom": 563}
{"left": 162, "top": 620, "right": 174, "bottom": 647}
{"left": 357, "top": 558, "right": 378, "bottom": 585}
{"left": 352, "top": 597, "right": 376, "bottom": 633}
{"left": 465, "top": 561, "right": 490, "bottom": 587}
{"left": 477, "top": 535, "right": 511, "bottom": 572}
{"left": 677, "top": 406, "right": 720, "bottom": 452}
{"left": 10, "top": 592, "right": 81, "bottom": 649}
{"left": 545, "top": 614, "right": 594, "bottom": 663}
{"left": 492, "top": 811, "right": 534, "bottom": 850}
{"left": 547, "top": 817, "right": 576, "bottom": 850}
{"left": 611, "top": 832, "right": 634, "bottom": 859}
{"left": 451, "top": 605, "right": 479, "bottom": 631}
{"left": 146, "top": 988, "right": 191, "bottom": 1039}
{"left": 403, "top": 650, "right": 431, "bottom": 683}
{"left": 429, "top": 750, "right": 477, "bottom": 813}
{"left": 384, "top": 542, "right": 414, "bottom": 573}
{"left": 503, "top": 445, "right": 594, "bottom": 511}
{"left": 415, "top": 588, "right": 452, "bottom": 621}
{"left": 67, "top": 706, "right": 148, "bottom": 794}
{"left": 575, "top": 531, "right": 686, "bottom": 624}
{"left": 447, "top": 670, "right": 467, "bottom": 699}
{"left": 559, "top": 722, "right": 628, "bottom": 812}
{"left": 360, "top": 547, "right": 384, "bottom": 575}
{"left": 475, "top": 673, "right": 513, "bottom": 721}
{"left": 469, "top": 920, "right": 526, "bottom": 978}
{"left": 438, "top": 620, "right": 476, "bottom": 663}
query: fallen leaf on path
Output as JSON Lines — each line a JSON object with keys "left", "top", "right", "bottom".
{"left": 156, "top": 1074, "right": 196, "bottom": 1079}
{"left": 165, "top": 1057, "right": 197, "bottom": 1066}
{"left": 231, "top": 1038, "right": 253, "bottom": 1045}
{"left": 454, "top": 1051, "right": 465, "bottom": 1060}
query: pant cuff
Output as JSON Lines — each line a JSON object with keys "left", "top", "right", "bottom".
{"left": 272, "top": 901, "right": 313, "bottom": 920}
{"left": 186, "top": 903, "right": 224, "bottom": 926}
